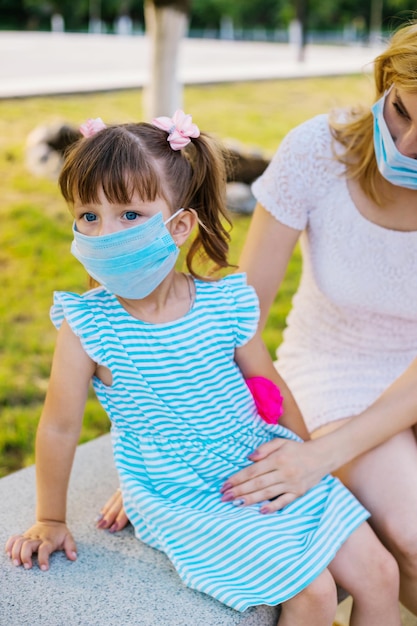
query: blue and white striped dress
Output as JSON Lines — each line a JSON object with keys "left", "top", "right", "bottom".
{"left": 51, "top": 273, "right": 369, "bottom": 612}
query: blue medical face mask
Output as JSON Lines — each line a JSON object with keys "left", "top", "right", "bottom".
{"left": 71, "top": 209, "right": 182, "bottom": 299}
{"left": 371, "top": 90, "right": 417, "bottom": 190}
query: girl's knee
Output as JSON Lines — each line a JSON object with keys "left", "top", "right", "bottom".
{"left": 284, "top": 569, "right": 337, "bottom": 622}
{"left": 376, "top": 549, "right": 400, "bottom": 591}
{"left": 378, "top": 516, "right": 417, "bottom": 576}
{"left": 357, "top": 543, "right": 400, "bottom": 598}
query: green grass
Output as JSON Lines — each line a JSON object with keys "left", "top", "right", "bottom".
{"left": 0, "top": 74, "right": 374, "bottom": 476}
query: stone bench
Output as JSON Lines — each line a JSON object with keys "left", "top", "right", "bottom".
{"left": 0, "top": 434, "right": 280, "bottom": 625}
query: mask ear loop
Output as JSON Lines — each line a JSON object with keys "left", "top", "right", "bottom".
{"left": 165, "top": 208, "right": 186, "bottom": 248}
{"left": 164, "top": 207, "right": 184, "bottom": 225}
{"left": 167, "top": 207, "right": 215, "bottom": 242}
{"left": 381, "top": 84, "right": 394, "bottom": 112}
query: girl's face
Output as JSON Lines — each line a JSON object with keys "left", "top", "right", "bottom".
{"left": 73, "top": 189, "right": 172, "bottom": 237}
{"left": 384, "top": 87, "right": 417, "bottom": 159}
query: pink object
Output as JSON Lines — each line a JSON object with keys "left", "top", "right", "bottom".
{"left": 152, "top": 109, "right": 200, "bottom": 151}
{"left": 246, "top": 376, "right": 284, "bottom": 425}
{"left": 79, "top": 117, "right": 107, "bottom": 138}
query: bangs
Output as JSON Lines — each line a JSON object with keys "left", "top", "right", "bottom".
{"left": 59, "top": 126, "right": 165, "bottom": 206}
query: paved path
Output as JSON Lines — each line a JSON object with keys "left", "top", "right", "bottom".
{"left": 0, "top": 30, "right": 385, "bottom": 98}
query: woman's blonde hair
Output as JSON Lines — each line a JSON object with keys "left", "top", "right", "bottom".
{"left": 329, "top": 20, "right": 417, "bottom": 203}
{"left": 59, "top": 122, "right": 232, "bottom": 279}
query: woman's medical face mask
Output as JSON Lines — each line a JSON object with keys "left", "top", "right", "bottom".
{"left": 371, "top": 89, "right": 417, "bottom": 190}
{"left": 71, "top": 209, "right": 183, "bottom": 299}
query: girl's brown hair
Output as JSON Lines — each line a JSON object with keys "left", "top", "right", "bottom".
{"left": 59, "top": 122, "right": 232, "bottom": 278}
{"left": 329, "top": 20, "right": 417, "bottom": 204}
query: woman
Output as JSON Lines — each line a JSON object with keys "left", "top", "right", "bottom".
{"left": 222, "top": 20, "right": 417, "bottom": 615}
{"left": 99, "top": 21, "right": 417, "bottom": 614}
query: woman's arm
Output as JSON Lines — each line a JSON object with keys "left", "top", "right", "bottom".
{"left": 5, "top": 321, "right": 95, "bottom": 570}
{"left": 238, "top": 202, "right": 301, "bottom": 330}
{"left": 222, "top": 357, "right": 417, "bottom": 512}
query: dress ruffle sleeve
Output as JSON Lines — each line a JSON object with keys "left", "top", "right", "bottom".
{"left": 50, "top": 289, "right": 107, "bottom": 365}
{"left": 217, "top": 273, "right": 260, "bottom": 348}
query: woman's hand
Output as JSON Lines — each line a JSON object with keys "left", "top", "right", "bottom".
{"left": 96, "top": 488, "right": 129, "bottom": 533}
{"left": 220, "top": 438, "right": 329, "bottom": 513}
{"left": 5, "top": 521, "right": 77, "bottom": 571}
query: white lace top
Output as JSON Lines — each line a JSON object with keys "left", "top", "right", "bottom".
{"left": 252, "top": 114, "right": 417, "bottom": 432}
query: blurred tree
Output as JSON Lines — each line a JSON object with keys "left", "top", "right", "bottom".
{"left": 21, "top": 0, "right": 89, "bottom": 30}
{"left": 0, "top": 0, "right": 416, "bottom": 40}
{"left": 304, "top": 0, "right": 415, "bottom": 36}
{"left": 189, "top": 0, "right": 287, "bottom": 31}
{"left": 0, "top": 0, "right": 28, "bottom": 29}
{"left": 143, "top": 0, "right": 191, "bottom": 119}
{"left": 12, "top": 0, "right": 144, "bottom": 31}
{"left": 294, "top": 0, "right": 307, "bottom": 61}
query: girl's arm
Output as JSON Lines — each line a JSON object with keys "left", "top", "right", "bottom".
{"left": 222, "top": 358, "right": 417, "bottom": 512}
{"left": 5, "top": 321, "right": 95, "bottom": 570}
{"left": 235, "top": 332, "right": 309, "bottom": 441}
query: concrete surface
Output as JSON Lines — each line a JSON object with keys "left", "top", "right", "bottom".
{"left": 2, "top": 436, "right": 415, "bottom": 625}
{"left": 0, "top": 31, "right": 385, "bottom": 99}
{"left": 0, "top": 434, "right": 280, "bottom": 626}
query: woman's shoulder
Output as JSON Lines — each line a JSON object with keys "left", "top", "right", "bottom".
{"left": 283, "top": 113, "right": 333, "bottom": 155}
{"left": 291, "top": 113, "right": 330, "bottom": 133}
{"left": 251, "top": 113, "right": 342, "bottom": 228}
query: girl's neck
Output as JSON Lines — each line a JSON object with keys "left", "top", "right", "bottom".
{"left": 117, "top": 272, "right": 194, "bottom": 323}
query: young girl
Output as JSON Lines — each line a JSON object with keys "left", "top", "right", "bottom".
{"left": 6, "top": 112, "right": 400, "bottom": 625}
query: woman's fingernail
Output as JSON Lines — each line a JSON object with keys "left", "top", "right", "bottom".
{"left": 260, "top": 506, "right": 270, "bottom": 514}
{"left": 109, "top": 523, "right": 118, "bottom": 533}
{"left": 13, "top": 559, "right": 19, "bottom": 567}
{"left": 40, "top": 564, "right": 48, "bottom": 571}
{"left": 221, "top": 492, "right": 234, "bottom": 502}
{"left": 220, "top": 482, "right": 232, "bottom": 493}
{"left": 232, "top": 498, "right": 245, "bottom": 507}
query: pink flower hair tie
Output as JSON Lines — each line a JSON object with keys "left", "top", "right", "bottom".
{"left": 152, "top": 109, "right": 200, "bottom": 151}
{"left": 79, "top": 117, "right": 107, "bottom": 138}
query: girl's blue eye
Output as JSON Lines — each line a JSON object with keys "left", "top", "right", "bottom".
{"left": 125, "top": 211, "right": 138, "bottom": 221}
{"left": 83, "top": 212, "right": 97, "bottom": 222}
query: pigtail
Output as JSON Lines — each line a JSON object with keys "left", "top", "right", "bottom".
{"left": 181, "top": 133, "right": 233, "bottom": 278}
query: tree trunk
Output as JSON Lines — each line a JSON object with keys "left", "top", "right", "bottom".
{"left": 293, "top": 0, "right": 308, "bottom": 63}
{"left": 369, "top": 0, "right": 383, "bottom": 45}
{"left": 143, "top": 1, "right": 188, "bottom": 119}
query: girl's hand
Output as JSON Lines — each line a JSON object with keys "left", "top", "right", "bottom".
{"left": 5, "top": 521, "right": 77, "bottom": 571}
{"left": 96, "top": 488, "right": 129, "bottom": 533}
{"left": 220, "top": 438, "right": 328, "bottom": 513}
